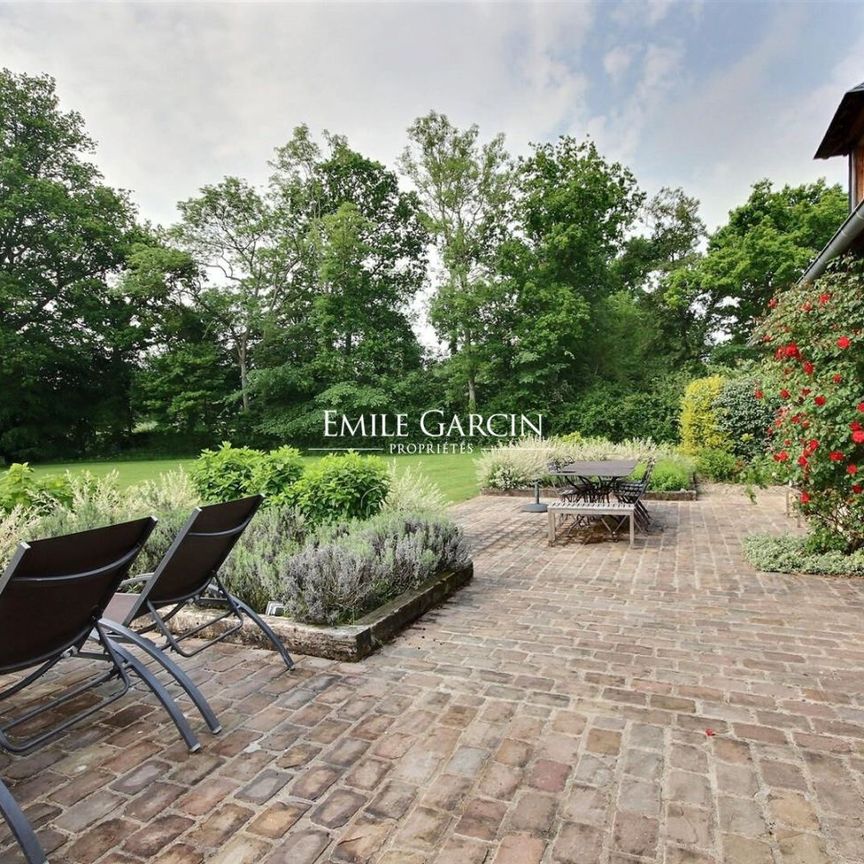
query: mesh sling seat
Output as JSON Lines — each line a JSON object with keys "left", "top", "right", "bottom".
{"left": 1, "top": 777, "right": 45, "bottom": 864}
{"left": 102, "top": 496, "right": 294, "bottom": 672}
{"left": 0, "top": 519, "right": 204, "bottom": 757}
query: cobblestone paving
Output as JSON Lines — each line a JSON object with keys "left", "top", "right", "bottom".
{"left": 3, "top": 485, "right": 864, "bottom": 863}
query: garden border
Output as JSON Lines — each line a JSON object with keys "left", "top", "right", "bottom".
{"left": 168, "top": 564, "right": 473, "bottom": 662}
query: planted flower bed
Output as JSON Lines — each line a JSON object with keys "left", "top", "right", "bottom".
{"left": 476, "top": 436, "right": 696, "bottom": 499}
{"left": 0, "top": 453, "right": 472, "bottom": 660}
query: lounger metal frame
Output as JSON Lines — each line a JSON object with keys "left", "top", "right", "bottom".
{"left": 0, "top": 778, "right": 46, "bottom": 864}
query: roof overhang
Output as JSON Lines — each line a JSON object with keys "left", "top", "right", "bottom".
{"left": 815, "top": 83, "right": 864, "bottom": 159}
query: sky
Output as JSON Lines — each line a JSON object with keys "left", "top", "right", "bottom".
{"left": 0, "top": 0, "right": 859, "bottom": 233}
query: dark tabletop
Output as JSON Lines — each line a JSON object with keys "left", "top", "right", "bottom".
{"left": 552, "top": 459, "right": 639, "bottom": 478}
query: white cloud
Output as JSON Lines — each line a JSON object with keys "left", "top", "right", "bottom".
{"left": 603, "top": 45, "right": 635, "bottom": 81}
{"left": 0, "top": 2, "right": 594, "bottom": 226}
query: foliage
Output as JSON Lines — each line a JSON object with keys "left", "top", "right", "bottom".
{"left": 286, "top": 452, "right": 389, "bottom": 526}
{"left": 8, "top": 470, "right": 197, "bottom": 575}
{"left": 0, "top": 463, "right": 73, "bottom": 513}
{"left": 743, "top": 533, "right": 864, "bottom": 576}
{"left": 249, "top": 446, "right": 305, "bottom": 505}
{"left": 189, "top": 442, "right": 305, "bottom": 505}
{"left": 680, "top": 376, "right": 728, "bottom": 454}
{"left": 558, "top": 375, "right": 686, "bottom": 443}
{"left": 380, "top": 465, "right": 447, "bottom": 513}
{"left": 400, "top": 112, "right": 512, "bottom": 410}
{"left": 219, "top": 506, "right": 306, "bottom": 613}
{"left": 695, "top": 448, "right": 739, "bottom": 481}
{"left": 476, "top": 436, "right": 692, "bottom": 491}
{"left": 190, "top": 443, "right": 267, "bottom": 503}
{"left": 247, "top": 128, "right": 428, "bottom": 439}
{"left": 714, "top": 374, "right": 777, "bottom": 460}
{"left": 0, "top": 69, "right": 141, "bottom": 460}
{"left": 754, "top": 256, "right": 864, "bottom": 551}
{"left": 0, "top": 506, "right": 41, "bottom": 570}
{"left": 647, "top": 459, "right": 693, "bottom": 492}
{"left": 664, "top": 180, "right": 847, "bottom": 345}
{"left": 274, "top": 511, "right": 470, "bottom": 625}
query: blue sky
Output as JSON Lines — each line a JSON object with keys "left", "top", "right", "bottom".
{"left": 0, "top": 0, "right": 858, "bottom": 231}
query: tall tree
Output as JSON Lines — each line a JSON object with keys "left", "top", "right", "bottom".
{"left": 666, "top": 179, "right": 847, "bottom": 347}
{"left": 251, "top": 129, "right": 428, "bottom": 440}
{"left": 170, "top": 178, "right": 293, "bottom": 412}
{"left": 617, "top": 187, "right": 708, "bottom": 365}
{"left": 400, "top": 112, "right": 512, "bottom": 410}
{"left": 485, "top": 137, "right": 642, "bottom": 411}
{"left": 0, "top": 68, "right": 138, "bottom": 459}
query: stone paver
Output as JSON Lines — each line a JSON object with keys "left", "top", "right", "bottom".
{"left": 2, "top": 484, "right": 864, "bottom": 862}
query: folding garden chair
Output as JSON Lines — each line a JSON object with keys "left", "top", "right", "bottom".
{"left": 615, "top": 458, "right": 655, "bottom": 530}
{"left": 102, "top": 496, "right": 294, "bottom": 672}
{"left": 0, "top": 519, "right": 203, "bottom": 756}
{"left": 1, "top": 777, "right": 46, "bottom": 864}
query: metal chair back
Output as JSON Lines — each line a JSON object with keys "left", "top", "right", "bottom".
{"left": 0, "top": 519, "right": 156, "bottom": 674}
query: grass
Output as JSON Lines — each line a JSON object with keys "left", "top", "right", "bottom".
{"left": 29, "top": 450, "right": 482, "bottom": 503}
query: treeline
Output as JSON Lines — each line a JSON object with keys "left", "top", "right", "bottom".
{"left": 0, "top": 68, "right": 848, "bottom": 460}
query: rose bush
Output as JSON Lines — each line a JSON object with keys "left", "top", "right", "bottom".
{"left": 755, "top": 256, "right": 864, "bottom": 551}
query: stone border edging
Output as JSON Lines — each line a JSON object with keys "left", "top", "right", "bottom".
{"left": 168, "top": 564, "right": 473, "bottom": 662}
{"left": 481, "top": 487, "right": 697, "bottom": 501}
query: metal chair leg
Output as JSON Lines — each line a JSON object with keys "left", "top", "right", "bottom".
{"left": 111, "top": 643, "right": 201, "bottom": 753}
{"left": 230, "top": 595, "right": 295, "bottom": 670}
{"left": 101, "top": 620, "right": 222, "bottom": 734}
{"left": 0, "top": 779, "right": 46, "bottom": 864}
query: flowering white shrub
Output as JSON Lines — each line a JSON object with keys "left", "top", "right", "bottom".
{"left": 476, "top": 435, "right": 684, "bottom": 490}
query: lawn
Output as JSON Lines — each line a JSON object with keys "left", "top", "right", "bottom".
{"left": 30, "top": 450, "right": 481, "bottom": 503}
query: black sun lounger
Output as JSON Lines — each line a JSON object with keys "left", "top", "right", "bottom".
{"left": 103, "top": 496, "right": 294, "bottom": 674}
{"left": 0, "top": 519, "right": 203, "bottom": 755}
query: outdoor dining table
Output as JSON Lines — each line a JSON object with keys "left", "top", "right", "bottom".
{"left": 551, "top": 459, "right": 639, "bottom": 500}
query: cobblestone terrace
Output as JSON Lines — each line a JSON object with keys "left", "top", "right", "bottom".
{"left": 2, "top": 485, "right": 864, "bottom": 863}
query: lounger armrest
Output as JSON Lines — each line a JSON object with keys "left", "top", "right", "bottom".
{"left": 120, "top": 573, "right": 154, "bottom": 588}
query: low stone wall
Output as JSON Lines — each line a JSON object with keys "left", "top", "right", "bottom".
{"left": 169, "top": 564, "right": 473, "bottom": 662}
{"left": 481, "top": 485, "right": 697, "bottom": 501}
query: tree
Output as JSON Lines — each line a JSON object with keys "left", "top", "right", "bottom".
{"left": 400, "top": 112, "right": 513, "bottom": 410}
{"left": 668, "top": 179, "right": 847, "bottom": 347}
{"left": 251, "top": 130, "right": 428, "bottom": 441}
{"left": 617, "top": 187, "right": 708, "bottom": 365}
{"left": 124, "top": 243, "right": 235, "bottom": 436}
{"left": 483, "top": 137, "right": 643, "bottom": 415}
{"left": 0, "top": 68, "right": 138, "bottom": 459}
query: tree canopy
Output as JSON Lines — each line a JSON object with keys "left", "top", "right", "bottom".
{"left": 0, "top": 67, "right": 851, "bottom": 459}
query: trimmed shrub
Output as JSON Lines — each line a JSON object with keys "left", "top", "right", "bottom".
{"left": 680, "top": 376, "right": 728, "bottom": 454}
{"left": 274, "top": 512, "right": 470, "bottom": 625}
{"left": 190, "top": 442, "right": 264, "bottom": 502}
{"left": 715, "top": 376, "right": 777, "bottom": 460}
{"left": 286, "top": 452, "right": 389, "bottom": 526}
{"left": 219, "top": 506, "right": 306, "bottom": 612}
{"left": 190, "top": 442, "right": 305, "bottom": 505}
{"left": 249, "top": 446, "right": 305, "bottom": 505}
{"left": 743, "top": 533, "right": 864, "bottom": 576}
{"left": 695, "top": 448, "right": 739, "bottom": 481}
{"left": 645, "top": 459, "right": 692, "bottom": 492}
{"left": 381, "top": 465, "right": 447, "bottom": 513}
{"left": 0, "top": 463, "right": 73, "bottom": 513}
